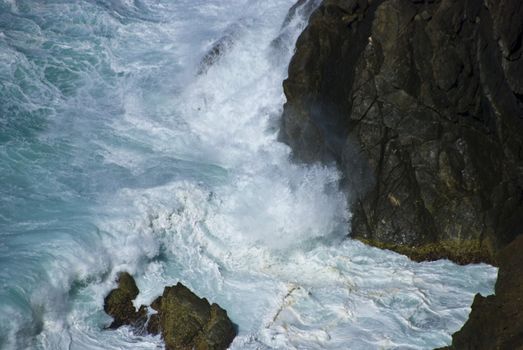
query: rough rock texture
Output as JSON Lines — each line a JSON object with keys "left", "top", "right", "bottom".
{"left": 148, "top": 283, "right": 236, "bottom": 350}
{"left": 103, "top": 272, "right": 147, "bottom": 329}
{"left": 104, "top": 274, "right": 236, "bottom": 350}
{"left": 281, "top": 0, "right": 523, "bottom": 264}
{"left": 440, "top": 235, "right": 523, "bottom": 349}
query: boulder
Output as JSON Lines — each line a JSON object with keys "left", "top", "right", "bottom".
{"left": 104, "top": 274, "right": 236, "bottom": 350}
{"left": 280, "top": 0, "right": 523, "bottom": 264}
{"left": 103, "top": 272, "right": 147, "bottom": 329}
{"left": 148, "top": 283, "right": 236, "bottom": 350}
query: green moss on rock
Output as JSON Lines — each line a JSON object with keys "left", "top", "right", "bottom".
{"left": 104, "top": 275, "right": 236, "bottom": 350}
{"left": 357, "top": 238, "right": 496, "bottom": 265}
{"left": 151, "top": 283, "right": 236, "bottom": 350}
{"left": 104, "top": 272, "right": 146, "bottom": 329}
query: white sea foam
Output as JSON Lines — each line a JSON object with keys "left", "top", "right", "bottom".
{"left": 0, "top": 0, "right": 497, "bottom": 349}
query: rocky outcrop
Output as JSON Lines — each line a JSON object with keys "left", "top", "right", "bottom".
{"left": 104, "top": 273, "right": 236, "bottom": 350}
{"left": 104, "top": 272, "right": 147, "bottom": 329}
{"left": 440, "top": 234, "right": 523, "bottom": 349}
{"left": 148, "top": 283, "right": 236, "bottom": 350}
{"left": 281, "top": 0, "right": 523, "bottom": 264}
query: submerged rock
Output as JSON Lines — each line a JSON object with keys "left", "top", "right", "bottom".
{"left": 440, "top": 234, "right": 523, "bottom": 349}
{"left": 198, "top": 34, "right": 235, "bottom": 75}
{"left": 281, "top": 0, "right": 523, "bottom": 264}
{"left": 197, "top": 20, "right": 250, "bottom": 75}
{"left": 104, "top": 273, "right": 236, "bottom": 350}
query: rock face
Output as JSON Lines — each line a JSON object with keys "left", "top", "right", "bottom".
{"left": 441, "top": 235, "right": 523, "bottom": 349}
{"left": 281, "top": 0, "right": 523, "bottom": 264}
{"left": 104, "top": 274, "right": 236, "bottom": 350}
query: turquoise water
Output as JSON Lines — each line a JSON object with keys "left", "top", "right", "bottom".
{"left": 0, "top": 1, "right": 497, "bottom": 349}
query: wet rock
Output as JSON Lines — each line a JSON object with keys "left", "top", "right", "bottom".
{"left": 281, "top": 0, "right": 321, "bottom": 28}
{"left": 198, "top": 34, "right": 235, "bottom": 75}
{"left": 103, "top": 272, "right": 147, "bottom": 329}
{"left": 149, "top": 283, "right": 236, "bottom": 350}
{"left": 104, "top": 274, "right": 236, "bottom": 350}
{"left": 280, "top": 0, "right": 523, "bottom": 264}
{"left": 439, "top": 235, "right": 523, "bottom": 349}
{"left": 270, "top": 0, "right": 321, "bottom": 67}
{"left": 197, "top": 20, "right": 251, "bottom": 75}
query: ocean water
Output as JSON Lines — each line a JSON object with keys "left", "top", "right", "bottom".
{"left": 0, "top": 0, "right": 497, "bottom": 349}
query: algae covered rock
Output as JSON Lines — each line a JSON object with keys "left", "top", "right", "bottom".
{"left": 149, "top": 283, "right": 236, "bottom": 350}
{"left": 104, "top": 274, "right": 236, "bottom": 350}
{"left": 103, "top": 272, "right": 147, "bottom": 329}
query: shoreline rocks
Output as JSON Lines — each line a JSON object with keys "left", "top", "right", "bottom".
{"left": 103, "top": 272, "right": 147, "bottom": 330}
{"left": 147, "top": 283, "right": 237, "bottom": 350}
{"left": 280, "top": 0, "right": 523, "bottom": 348}
{"left": 104, "top": 273, "right": 236, "bottom": 350}
{"left": 280, "top": 0, "right": 523, "bottom": 265}
{"left": 439, "top": 235, "right": 523, "bottom": 349}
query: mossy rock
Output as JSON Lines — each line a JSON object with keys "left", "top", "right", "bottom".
{"left": 104, "top": 272, "right": 146, "bottom": 329}
{"left": 104, "top": 275, "right": 236, "bottom": 350}
{"left": 116, "top": 272, "right": 139, "bottom": 298}
{"left": 152, "top": 283, "right": 236, "bottom": 350}
{"left": 194, "top": 304, "right": 237, "bottom": 350}
{"left": 357, "top": 238, "right": 496, "bottom": 265}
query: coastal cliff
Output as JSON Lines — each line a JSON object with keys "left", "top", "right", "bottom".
{"left": 439, "top": 234, "right": 523, "bottom": 349}
{"left": 281, "top": 0, "right": 523, "bottom": 347}
{"left": 281, "top": 0, "right": 523, "bottom": 264}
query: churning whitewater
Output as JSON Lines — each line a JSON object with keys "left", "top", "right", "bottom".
{"left": 0, "top": 0, "right": 497, "bottom": 349}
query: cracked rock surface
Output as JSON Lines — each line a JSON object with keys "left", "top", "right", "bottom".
{"left": 281, "top": 0, "right": 523, "bottom": 264}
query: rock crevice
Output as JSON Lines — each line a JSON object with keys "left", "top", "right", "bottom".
{"left": 281, "top": 0, "right": 523, "bottom": 264}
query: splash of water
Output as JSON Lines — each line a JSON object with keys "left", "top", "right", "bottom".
{"left": 0, "top": 1, "right": 496, "bottom": 349}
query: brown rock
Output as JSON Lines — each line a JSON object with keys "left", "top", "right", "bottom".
{"left": 103, "top": 272, "right": 147, "bottom": 329}
{"left": 103, "top": 275, "right": 236, "bottom": 350}
{"left": 440, "top": 235, "right": 523, "bottom": 349}
{"left": 151, "top": 283, "right": 236, "bottom": 350}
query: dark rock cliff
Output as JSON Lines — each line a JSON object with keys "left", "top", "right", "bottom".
{"left": 440, "top": 234, "right": 523, "bottom": 350}
{"left": 281, "top": 0, "right": 523, "bottom": 264}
